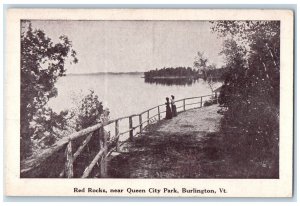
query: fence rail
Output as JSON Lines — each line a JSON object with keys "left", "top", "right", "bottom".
{"left": 57, "top": 92, "right": 219, "bottom": 178}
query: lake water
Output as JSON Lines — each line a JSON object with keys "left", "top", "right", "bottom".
{"left": 48, "top": 74, "right": 220, "bottom": 139}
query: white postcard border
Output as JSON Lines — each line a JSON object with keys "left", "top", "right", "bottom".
{"left": 4, "top": 9, "right": 294, "bottom": 197}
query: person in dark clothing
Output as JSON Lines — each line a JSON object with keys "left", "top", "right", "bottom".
{"left": 171, "top": 95, "right": 177, "bottom": 117}
{"left": 165, "top": 97, "right": 172, "bottom": 119}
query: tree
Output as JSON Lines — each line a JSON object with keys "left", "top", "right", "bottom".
{"left": 193, "top": 52, "right": 208, "bottom": 77}
{"left": 211, "top": 20, "right": 279, "bottom": 108}
{"left": 21, "top": 22, "right": 78, "bottom": 159}
{"left": 74, "top": 90, "right": 104, "bottom": 131}
{"left": 194, "top": 52, "right": 221, "bottom": 92}
{"left": 210, "top": 21, "right": 280, "bottom": 169}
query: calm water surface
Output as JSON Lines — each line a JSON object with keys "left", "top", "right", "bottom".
{"left": 48, "top": 74, "right": 219, "bottom": 139}
{"left": 49, "top": 74, "right": 215, "bottom": 118}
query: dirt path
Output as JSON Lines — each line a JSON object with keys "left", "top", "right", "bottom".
{"left": 157, "top": 104, "right": 221, "bottom": 135}
{"left": 107, "top": 104, "right": 226, "bottom": 178}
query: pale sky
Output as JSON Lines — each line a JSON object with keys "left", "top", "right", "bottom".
{"left": 30, "top": 20, "right": 225, "bottom": 74}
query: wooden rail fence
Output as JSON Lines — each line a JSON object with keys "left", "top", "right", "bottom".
{"left": 49, "top": 93, "right": 219, "bottom": 178}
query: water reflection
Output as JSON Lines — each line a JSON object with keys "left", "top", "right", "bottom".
{"left": 144, "top": 78, "right": 199, "bottom": 86}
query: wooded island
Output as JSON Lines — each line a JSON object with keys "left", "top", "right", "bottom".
{"left": 144, "top": 67, "right": 200, "bottom": 79}
{"left": 144, "top": 66, "right": 227, "bottom": 82}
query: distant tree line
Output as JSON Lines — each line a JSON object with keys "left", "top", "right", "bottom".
{"left": 144, "top": 67, "right": 200, "bottom": 79}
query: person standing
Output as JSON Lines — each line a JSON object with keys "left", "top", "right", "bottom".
{"left": 165, "top": 97, "right": 172, "bottom": 119}
{"left": 171, "top": 95, "right": 177, "bottom": 117}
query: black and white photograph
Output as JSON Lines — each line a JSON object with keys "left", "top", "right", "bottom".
{"left": 5, "top": 9, "right": 293, "bottom": 197}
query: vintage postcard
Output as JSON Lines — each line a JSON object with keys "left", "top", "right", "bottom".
{"left": 4, "top": 9, "right": 294, "bottom": 197}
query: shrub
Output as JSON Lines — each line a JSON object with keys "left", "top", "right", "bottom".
{"left": 75, "top": 90, "right": 104, "bottom": 131}
{"left": 203, "top": 98, "right": 217, "bottom": 107}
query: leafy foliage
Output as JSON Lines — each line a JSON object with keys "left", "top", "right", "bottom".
{"left": 32, "top": 108, "right": 70, "bottom": 144}
{"left": 194, "top": 52, "right": 208, "bottom": 75}
{"left": 194, "top": 51, "right": 226, "bottom": 92}
{"left": 21, "top": 22, "right": 110, "bottom": 162}
{"left": 20, "top": 22, "right": 78, "bottom": 159}
{"left": 210, "top": 21, "right": 279, "bottom": 171}
{"left": 75, "top": 91, "right": 104, "bottom": 131}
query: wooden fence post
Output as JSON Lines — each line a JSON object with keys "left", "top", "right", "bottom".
{"left": 98, "top": 126, "right": 104, "bottom": 176}
{"left": 65, "top": 140, "right": 73, "bottom": 178}
{"left": 157, "top": 106, "right": 161, "bottom": 121}
{"left": 200, "top": 97, "right": 203, "bottom": 107}
{"left": 129, "top": 116, "right": 133, "bottom": 141}
{"left": 100, "top": 129, "right": 108, "bottom": 177}
{"left": 98, "top": 126, "right": 104, "bottom": 150}
{"left": 147, "top": 110, "right": 150, "bottom": 125}
{"left": 183, "top": 99, "right": 186, "bottom": 111}
{"left": 139, "top": 114, "right": 142, "bottom": 133}
{"left": 115, "top": 120, "right": 119, "bottom": 152}
{"left": 215, "top": 92, "right": 218, "bottom": 103}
